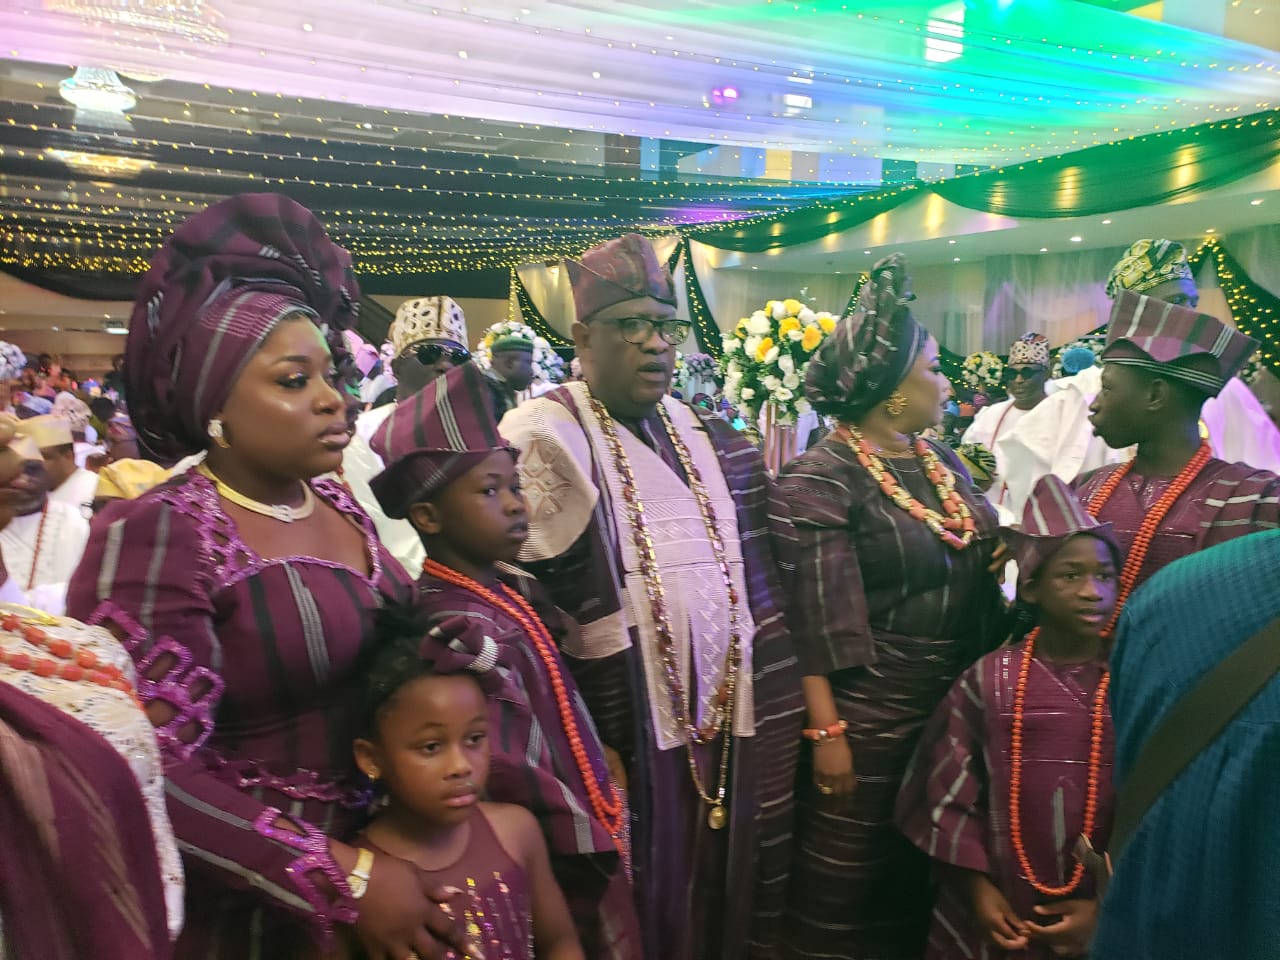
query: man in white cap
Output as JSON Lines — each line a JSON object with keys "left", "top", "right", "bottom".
{"left": 29, "top": 415, "right": 97, "bottom": 519}
{"left": 961, "top": 332, "right": 1051, "bottom": 519}
{"left": 0, "top": 416, "right": 89, "bottom": 614}
{"left": 344, "top": 295, "right": 470, "bottom": 572}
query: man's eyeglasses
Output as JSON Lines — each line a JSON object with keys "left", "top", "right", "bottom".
{"left": 1002, "top": 365, "right": 1047, "bottom": 383}
{"left": 599, "top": 316, "right": 692, "bottom": 346}
{"left": 413, "top": 343, "right": 471, "bottom": 367}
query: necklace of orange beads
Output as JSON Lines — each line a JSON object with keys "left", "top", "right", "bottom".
{"left": 1085, "top": 440, "right": 1213, "bottom": 637}
{"left": 1008, "top": 628, "right": 1110, "bottom": 897}
{"left": 837, "top": 423, "right": 977, "bottom": 550}
{"left": 0, "top": 608, "right": 133, "bottom": 694}
{"left": 422, "top": 559, "right": 626, "bottom": 853}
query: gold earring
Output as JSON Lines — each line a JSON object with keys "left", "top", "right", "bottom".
{"left": 884, "top": 391, "right": 908, "bottom": 417}
{"left": 207, "top": 418, "right": 231, "bottom": 449}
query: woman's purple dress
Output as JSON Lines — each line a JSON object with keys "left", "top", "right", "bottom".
{"left": 67, "top": 470, "right": 414, "bottom": 958}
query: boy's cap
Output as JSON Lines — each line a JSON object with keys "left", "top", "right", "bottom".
{"left": 370, "top": 362, "right": 515, "bottom": 519}
{"left": 1000, "top": 474, "right": 1122, "bottom": 592}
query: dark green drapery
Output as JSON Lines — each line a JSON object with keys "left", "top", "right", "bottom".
{"left": 688, "top": 110, "right": 1280, "bottom": 252}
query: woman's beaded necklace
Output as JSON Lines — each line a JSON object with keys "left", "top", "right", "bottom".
{"left": 0, "top": 607, "right": 133, "bottom": 694}
{"left": 1007, "top": 628, "right": 1109, "bottom": 898}
{"left": 421, "top": 559, "right": 627, "bottom": 853}
{"left": 585, "top": 391, "right": 742, "bottom": 830}
{"left": 196, "top": 463, "right": 316, "bottom": 523}
{"left": 1085, "top": 440, "right": 1212, "bottom": 636}
{"left": 837, "top": 423, "right": 977, "bottom": 550}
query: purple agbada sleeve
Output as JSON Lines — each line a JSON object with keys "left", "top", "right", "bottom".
{"left": 66, "top": 495, "right": 356, "bottom": 938}
{"left": 894, "top": 663, "right": 992, "bottom": 875}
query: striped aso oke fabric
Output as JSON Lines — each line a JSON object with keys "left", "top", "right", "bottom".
{"left": 502, "top": 387, "right": 804, "bottom": 960}
{"left": 1104, "top": 289, "right": 1257, "bottom": 396}
{"left": 1003, "top": 474, "right": 1121, "bottom": 592}
{"left": 773, "top": 435, "right": 1007, "bottom": 959}
{"left": 66, "top": 472, "right": 415, "bottom": 958}
{"left": 369, "top": 361, "right": 514, "bottom": 518}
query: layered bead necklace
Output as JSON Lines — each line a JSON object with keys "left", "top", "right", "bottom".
{"left": 0, "top": 607, "right": 133, "bottom": 694}
{"left": 421, "top": 558, "right": 627, "bottom": 853}
{"left": 197, "top": 463, "right": 316, "bottom": 523}
{"left": 1085, "top": 440, "right": 1212, "bottom": 637}
{"left": 1007, "top": 628, "right": 1110, "bottom": 897}
{"left": 837, "top": 423, "right": 977, "bottom": 550}
{"left": 586, "top": 392, "right": 743, "bottom": 830}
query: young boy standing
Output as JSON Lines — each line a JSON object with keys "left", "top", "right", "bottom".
{"left": 369, "top": 362, "right": 641, "bottom": 960}
{"left": 896, "top": 475, "right": 1120, "bottom": 959}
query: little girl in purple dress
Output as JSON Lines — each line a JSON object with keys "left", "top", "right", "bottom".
{"left": 346, "top": 609, "right": 584, "bottom": 960}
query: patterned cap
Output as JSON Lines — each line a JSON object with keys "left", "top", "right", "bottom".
{"left": 491, "top": 334, "right": 535, "bottom": 353}
{"left": 0, "top": 413, "right": 42, "bottom": 462}
{"left": 565, "top": 233, "right": 676, "bottom": 322}
{"left": 805, "top": 252, "right": 927, "bottom": 419}
{"left": 1008, "top": 332, "right": 1050, "bottom": 367}
{"left": 390, "top": 296, "right": 468, "bottom": 358}
{"left": 1105, "top": 238, "right": 1194, "bottom": 299}
{"left": 1001, "top": 475, "right": 1122, "bottom": 592}
{"left": 1104, "top": 289, "right": 1257, "bottom": 396}
{"left": 23, "top": 414, "right": 73, "bottom": 449}
{"left": 369, "top": 361, "right": 514, "bottom": 518}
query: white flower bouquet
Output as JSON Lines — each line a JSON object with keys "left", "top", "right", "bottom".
{"left": 960, "top": 351, "right": 1005, "bottom": 396}
{"left": 719, "top": 297, "right": 837, "bottom": 425}
{"left": 0, "top": 342, "right": 26, "bottom": 382}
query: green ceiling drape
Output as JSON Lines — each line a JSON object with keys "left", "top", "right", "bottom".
{"left": 688, "top": 110, "right": 1280, "bottom": 252}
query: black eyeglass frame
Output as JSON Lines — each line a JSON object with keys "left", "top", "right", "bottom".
{"left": 594, "top": 315, "right": 693, "bottom": 346}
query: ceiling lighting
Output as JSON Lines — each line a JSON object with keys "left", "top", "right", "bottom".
{"left": 301, "top": 21, "right": 312, "bottom": 31}
{"left": 1040, "top": 247, "right": 1048, "bottom": 252}
{"left": 952, "top": 256, "right": 960, "bottom": 262}
{"left": 59, "top": 67, "right": 136, "bottom": 114}
{"left": 1205, "top": 227, "right": 1216, "bottom": 234}
{"left": 1069, "top": 235, "right": 1083, "bottom": 242}
{"left": 457, "top": 50, "right": 468, "bottom": 59}
{"left": 44, "top": 0, "right": 228, "bottom": 45}
{"left": 592, "top": 71, "right": 601, "bottom": 79}
{"left": 863, "top": 249, "right": 871, "bottom": 255}
{"left": 46, "top": 149, "right": 155, "bottom": 180}
{"left": 1251, "top": 198, "right": 1265, "bottom": 205}
{"left": 1101, "top": 218, "right": 1112, "bottom": 224}
{"left": 948, "top": 239, "right": 956, "bottom": 244}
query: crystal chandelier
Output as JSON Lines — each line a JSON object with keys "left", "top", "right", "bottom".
{"left": 43, "top": 0, "right": 228, "bottom": 45}
{"left": 58, "top": 66, "right": 136, "bottom": 114}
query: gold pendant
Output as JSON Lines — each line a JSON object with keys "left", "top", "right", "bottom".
{"left": 708, "top": 804, "right": 727, "bottom": 830}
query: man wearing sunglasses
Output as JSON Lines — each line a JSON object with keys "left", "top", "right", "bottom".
{"left": 500, "top": 234, "right": 803, "bottom": 960}
{"left": 344, "top": 295, "right": 471, "bottom": 572}
{"left": 962, "top": 332, "right": 1051, "bottom": 518}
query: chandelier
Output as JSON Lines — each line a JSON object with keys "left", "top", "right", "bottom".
{"left": 43, "top": 0, "right": 228, "bottom": 45}
{"left": 59, "top": 66, "right": 136, "bottom": 114}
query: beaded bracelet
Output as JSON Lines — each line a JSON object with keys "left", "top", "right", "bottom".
{"left": 802, "top": 720, "right": 848, "bottom": 744}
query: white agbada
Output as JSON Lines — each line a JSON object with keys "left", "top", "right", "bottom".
{"left": 0, "top": 499, "right": 90, "bottom": 616}
{"left": 48, "top": 466, "right": 99, "bottom": 519}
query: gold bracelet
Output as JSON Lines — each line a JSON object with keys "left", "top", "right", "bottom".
{"left": 346, "top": 848, "right": 374, "bottom": 900}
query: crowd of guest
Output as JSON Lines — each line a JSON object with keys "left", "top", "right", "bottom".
{"left": 0, "top": 192, "right": 1277, "bottom": 960}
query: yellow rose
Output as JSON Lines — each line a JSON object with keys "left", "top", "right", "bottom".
{"left": 818, "top": 316, "right": 836, "bottom": 333}
{"left": 783, "top": 298, "right": 804, "bottom": 316}
{"left": 755, "top": 336, "right": 775, "bottom": 362}
{"left": 483, "top": 333, "right": 495, "bottom": 347}
{"left": 801, "top": 326, "right": 823, "bottom": 352}
{"left": 778, "top": 316, "right": 801, "bottom": 337}
{"left": 735, "top": 317, "right": 749, "bottom": 338}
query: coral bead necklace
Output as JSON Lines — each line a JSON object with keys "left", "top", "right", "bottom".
{"left": 1085, "top": 440, "right": 1212, "bottom": 637}
{"left": 1007, "top": 628, "right": 1110, "bottom": 898}
{"left": 0, "top": 608, "right": 133, "bottom": 693}
{"left": 837, "top": 423, "right": 977, "bottom": 550}
{"left": 422, "top": 559, "right": 626, "bottom": 853}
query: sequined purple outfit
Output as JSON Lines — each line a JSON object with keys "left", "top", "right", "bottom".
{"left": 67, "top": 470, "right": 414, "bottom": 957}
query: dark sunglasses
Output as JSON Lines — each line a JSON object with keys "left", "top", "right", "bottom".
{"left": 599, "top": 316, "right": 692, "bottom": 346}
{"left": 1002, "top": 365, "right": 1047, "bottom": 383}
{"left": 414, "top": 343, "right": 471, "bottom": 367}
